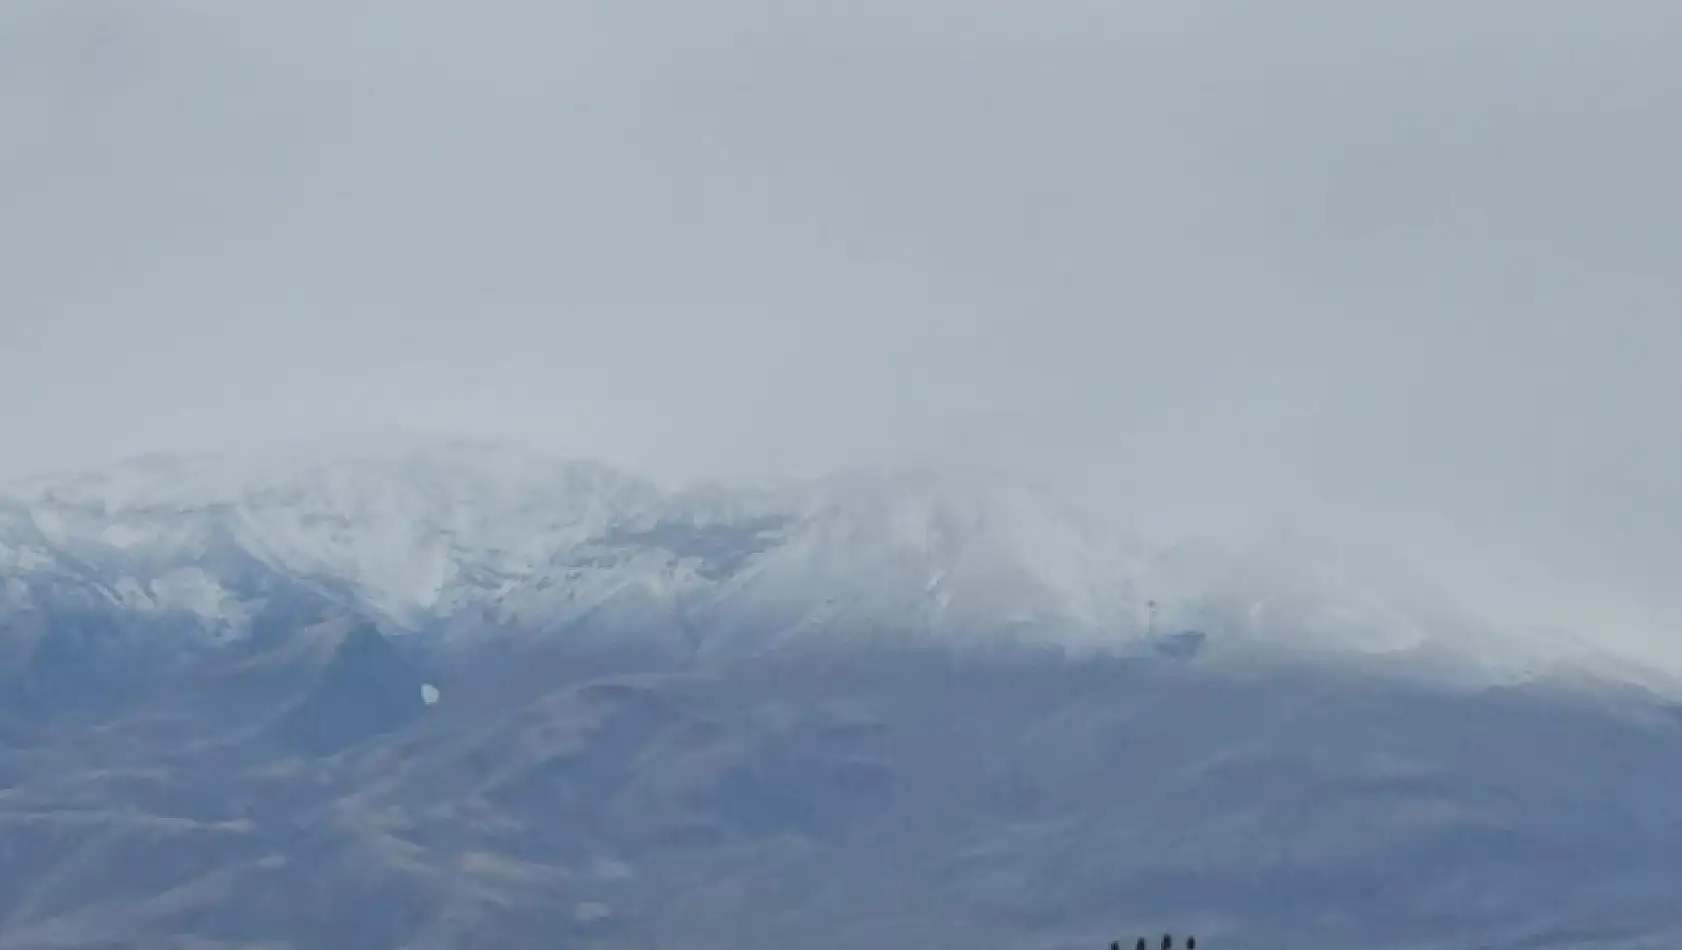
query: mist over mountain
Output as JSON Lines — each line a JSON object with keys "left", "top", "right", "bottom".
{"left": 1, "top": 445, "right": 1680, "bottom": 949}
{"left": 6, "top": 0, "right": 1681, "bottom": 940}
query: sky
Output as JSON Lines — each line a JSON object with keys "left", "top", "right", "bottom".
{"left": 3, "top": 2, "right": 1681, "bottom": 633}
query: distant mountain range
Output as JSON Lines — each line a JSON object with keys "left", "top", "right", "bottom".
{"left": 1, "top": 442, "right": 1660, "bottom": 684}
{"left": 2, "top": 444, "right": 1680, "bottom": 949}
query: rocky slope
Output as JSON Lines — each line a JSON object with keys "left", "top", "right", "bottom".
{"left": 3, "top": 444, "right": 1681, "bottom": 949}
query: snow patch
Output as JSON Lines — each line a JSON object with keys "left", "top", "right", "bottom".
{"left": 149, "top": 569, "right": 229, "bottom": 618}
{"left": 27, "top": 506, "right": 65, "bottom": 544}
{"left": 99, "top": 523, "right": 153, "bottom": 549}
{"left": 0, "top": 544, "right": 53, "bottom": 572}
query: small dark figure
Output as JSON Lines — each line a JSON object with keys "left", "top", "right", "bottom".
{"left": 1162, "top": 934, "right": 1173, "bottom": 950}
{"left": 1112, "top": 942, "right": 1120, "bottom": 950}
{"left": 1187, "top": 939, "right": 1197, "bottom": 950}
{"left": 1135, "top": 938, "right": 1147, "bottom": 950}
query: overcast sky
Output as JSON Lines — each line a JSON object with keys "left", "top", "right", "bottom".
{"left": 3, "top": 2, "right": 1681, "bottom": 630}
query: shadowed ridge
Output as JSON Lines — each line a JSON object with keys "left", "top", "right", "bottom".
{"left": 273, "top": 619, "right": 430, "bottom": 756}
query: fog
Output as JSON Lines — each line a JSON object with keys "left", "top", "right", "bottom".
{"left": 3, "top": 2, "right": 1680, "bottom": 636}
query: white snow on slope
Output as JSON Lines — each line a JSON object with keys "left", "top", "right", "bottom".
{"left": 0, "top": 443, "right": 1677, "bottom": 693}
{"left": 5, "top": 443, "right": 662, "bottom": 626}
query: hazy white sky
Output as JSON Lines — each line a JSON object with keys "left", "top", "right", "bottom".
{"left": 3, "top": 2, "right": 1681, "bottom": 623}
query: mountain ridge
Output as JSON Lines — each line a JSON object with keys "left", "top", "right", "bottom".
{"left": 0, "top": 443, "right": 1674, "bottom": 697}
{"left": 4, "top": 446, "right": 1682, "bottom": 948}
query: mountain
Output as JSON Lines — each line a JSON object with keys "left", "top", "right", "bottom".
{"left": 0, "top": 442, "right": 1650, "bottom": 682}
{"left": 0, "top": 446, "right": 1153, "bottom": 652}
{"left": 2, "top": 444, "right": 1681, "bottom": 949}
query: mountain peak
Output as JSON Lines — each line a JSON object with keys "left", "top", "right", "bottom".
{"left": 0, "top": 443, "right": 1676, "bottom": 694}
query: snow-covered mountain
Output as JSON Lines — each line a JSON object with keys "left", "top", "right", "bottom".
{"left": 1, "top": 444, "right": 658, "bottom": 629}
{"left": 6, "top": 444, "right": 1682, "bottom": 950}
{"left": 0, "top": 442, "right": 1670, "bottom": 696}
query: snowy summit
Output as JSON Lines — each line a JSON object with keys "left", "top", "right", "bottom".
{"left": 0, "top": 442, "right": 1669, "bottom": 695}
